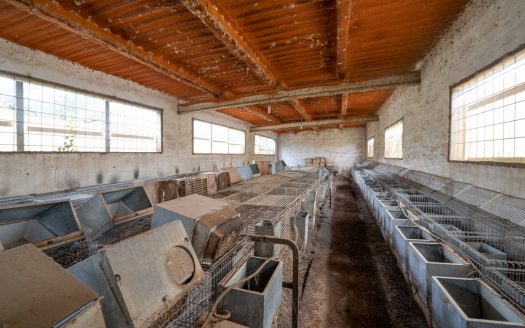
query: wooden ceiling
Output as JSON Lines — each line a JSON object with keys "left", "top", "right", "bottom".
{"left": 0, "top": 0, "right": 469, "bottom": 133}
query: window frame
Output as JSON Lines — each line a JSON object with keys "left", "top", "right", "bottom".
{"left": 254, "top": 134, "right": 276, "bottom": 155}
{"left": 367, "top": 136, "right": 375, "bottom": 158}
{"left": 384, "top": 118, "right": 404, "bottom": 160}
{"left": 191, "top": 118, "right": 246, "bottom": 155}
{"left": 0, "top": 70, "right": 163, "bottom": 154}
{"left": 447, "top": 45, "right": 525, "bottom": 168}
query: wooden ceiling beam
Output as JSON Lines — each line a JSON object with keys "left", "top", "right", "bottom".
{"left": 179, "top": 72, "right": 420, "bottom": 112}
{"left": 250, "top": 116, "right": 377, "bottom": 132}
{"left": 340, "top": 93, "right": 349, "bottom": 117}
{"left": 181, "top": 0, "right": 281, "bottom": 88}
{"left": 5, "top": 0, "right": 224, "bottom": 97}
{"left": 337, "top": 0, "right": 352, "bottom": 80}
{"left": 289, "top": 99, "right": 312, "bottom": 121}
{"left": 241, "top": 106, "right": 281, "bottom": 124}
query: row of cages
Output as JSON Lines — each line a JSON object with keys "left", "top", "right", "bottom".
{"left": 0, "top": 167, "right": 332, "bottom": 328}
{"left": 351, "top": 166, "right": 525, "bottom": 328}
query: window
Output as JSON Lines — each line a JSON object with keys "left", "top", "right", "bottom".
{"left": 384, "top": 120, "right": 403, "bottom": 159}
{"left": 193, "top": 119, "right": 245, "bottom": 154}
{"left": 254, "top": 135, "right": 276, "bottom": 155}
{"left": 367, "top": 137, "right": 374, "bottom": 158}
{"left": 109, "top": 101, "right": 161, "bottom": 152}
{"left": 0, "top": 73, "right": 161, "bottom": 152}
{"left": 450, "top": 48, "right": 525, "bottom": 163}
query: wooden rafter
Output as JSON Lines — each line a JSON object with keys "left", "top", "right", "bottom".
{"left": 179, "top": 72, "right": 420, "bottom": 112}
{"left": 289, "top": 99, "right": 312, "bottom": 121}
{"left": 341, "top": 93, "right": 349, "bottom": 117}
{"left": 337, "top": 0, "right": 352, "bottom": 80}
{"left": 5, "top": 0, "right": 224, "bottom": 97}
{"left": 180, "top": 0, "right": 281, "bottom": 88}
{"left": 241, "top": 106, "right": 280, "bottom": 124}
{"left": 250, "top": 116, "right": 377, "bottom": 131}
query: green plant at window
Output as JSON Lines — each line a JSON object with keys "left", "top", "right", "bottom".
{"left": 58, "top": 118, "right": 76, "bottom": 152}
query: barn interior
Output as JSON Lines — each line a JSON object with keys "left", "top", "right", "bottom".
{"left": 0, "top": 1, "right": 524, "bottom": 328}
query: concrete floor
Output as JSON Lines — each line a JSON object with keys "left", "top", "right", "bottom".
{"left": 298, "top": 175, "right": 427, "bottom": 327}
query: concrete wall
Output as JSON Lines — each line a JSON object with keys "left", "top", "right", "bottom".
{"left": 0, "top": 39, "right": 277, "bottom": 197}
{"left": 279, "top": 128, "right": 366, "bottom": 169}
{"left": 366, "top": 0, "right": 525, "bottom": 199}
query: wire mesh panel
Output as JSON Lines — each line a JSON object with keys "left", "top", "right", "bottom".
{"left": 353, "top": 165, "right": 525, "bottom": 310}
{"left": 45, "top": 216, "right": 152, "bottom": 268}
{"left": 164, "top": 239, "right": 253, "bottom": 328}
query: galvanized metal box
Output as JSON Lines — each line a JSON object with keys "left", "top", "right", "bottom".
{"left": 0, "top": 244, "right": 105, "bottom": 327}
{"left": 152, "top": 194, "right": 243, "bottom": 263}
{"left": 76, "top": 186, "right": 152, "bottom": 239}
{"left": 0, "top": 200, "right": 82, "bottom": 250}
{"left": 69, "top": 220, "right": 203, "bottom": 328}
{"left": 218, "top": 256, "right": 283, "bottom": 328}
{"left": 431, "top": 277, "right": 525, "bottom": 328}
{"left": 392, "top": 226, "right": 434, "bottom": 274}
{"left": 407, "top": 242, "right": 471, "bottom": 306}
{"left": 294, "top": 211, "right": 309, "bottom": 250}
{"left": 301, "top": 191, "right": 317, "bottom": 227}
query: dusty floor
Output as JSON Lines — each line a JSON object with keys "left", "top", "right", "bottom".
{"left": 277, "top": 174, "right": 427, "bottom": 328}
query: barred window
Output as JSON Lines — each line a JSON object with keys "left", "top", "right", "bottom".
{"left": 367, "top": 137, "right": 374, "bottom": 158}
{"left": 450, "top": 48, "right": 525, "bottom": 163}
{"left": 384, "top": 120, "right": 403, "bottom": 159}
{"left": 254, "top": 135, "right": 276, "bottom": 155}
{"left": 193, "top": 119, "right": 245, "bottom": 154}
{"left": 0, "top": 73, "right": 161, "bottom": 152}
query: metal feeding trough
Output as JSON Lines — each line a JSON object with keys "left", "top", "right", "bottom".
{"left": 218, "top": 256, "right": 283, "bottom": 328}
{"left": 384, "top": 209, "right": 414, "bottom": 242}
{"left": 301, "top": 191, "right": 316, "bottom": 227}
{"left": 152, "top": 194, "right": 243, "bottom": 264}
{"left": 392, "top": 226, "right": 434, "bottom": 274}
{"left": 0, "top": 200, "right": 82, "bottom": 250}
{"left": 432, "top": 277, "right": 525, "bottom": 328}
{"left": 76, "top": 186, "right": 152, "bottom": 239}
{"left": 69, "top": 220, "right": 203, "bottom": 328}
{"left": 254, "top": 220, "right": 281, "bottom": 258}
{"left": 407, "top": 242, "right": 471, "bottom": 306}
{"left": 293, "top": 211, "right": 309, "bottom": 250}
{"left": 0, "top": 244, "right": 105, "bottom": 327}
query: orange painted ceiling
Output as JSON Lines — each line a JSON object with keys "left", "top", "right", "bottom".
{"left": 0, "top": 0, "right": 468, "bottom": 132}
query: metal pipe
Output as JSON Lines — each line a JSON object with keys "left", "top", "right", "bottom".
{"left": 248, "top": 235, "right": 299, "bottom": 328}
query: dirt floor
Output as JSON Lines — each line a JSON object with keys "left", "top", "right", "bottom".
{"left": 275, "top": 174, "right": 427, "bottom": 328}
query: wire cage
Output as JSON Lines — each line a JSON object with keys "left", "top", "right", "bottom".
{"left": 158, "top": 168, "right": 329, "bottom": 327}
{"left": 352, "top": 165, "right": 525, "bottom": 311}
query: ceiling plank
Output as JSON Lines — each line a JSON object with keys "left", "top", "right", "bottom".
{"left": 340, "top": 93, "right": 349, "bottom": 116}
{"left": 250, "top": 116, "right": 378, "bottom": 131}
{"left": 179, "top": 72, "right": 419, "bottom": 112}
{"left": 289, "top": 99, "right": 312, "bottom": 121}
{"left": 5, "top": 0, "right": 224, "bottom": 97}
{"left": 337, "top": 0, "right": 352, "bottom": 80}
{"left": 180, "top": 0, "right": 280, "bottom": 88}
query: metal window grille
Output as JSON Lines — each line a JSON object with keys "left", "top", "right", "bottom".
{"left": 254, "top": 134, "right": 276, "bottom": 155}
{"left": 0, "top": 73, "right": 162, "bottom": 152}
{"left": 384, "top": 120, "right": 403, "bottom": 159}
{"left": 450, "top": 47, "right": 525, "bottom": 163}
